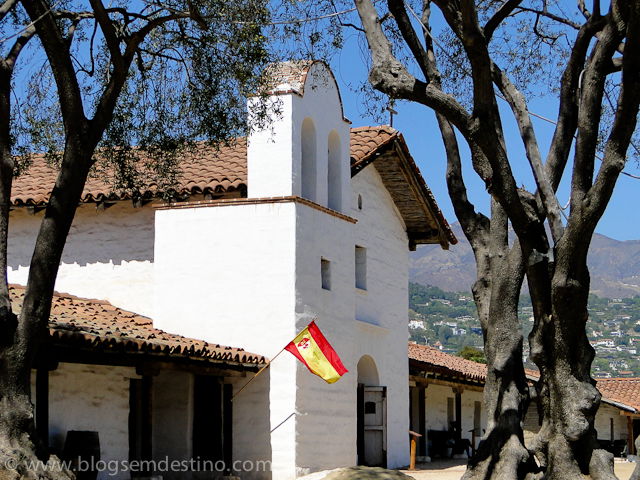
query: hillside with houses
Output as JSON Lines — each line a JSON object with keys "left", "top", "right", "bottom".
{"left": 408, "top": 283, "right": 640, "bottom": 378}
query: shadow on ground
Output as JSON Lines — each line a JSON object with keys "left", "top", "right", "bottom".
{"left": 308, "top": 467, "right": 414, "bottom": 480}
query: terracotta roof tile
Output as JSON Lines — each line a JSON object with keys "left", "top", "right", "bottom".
{"left": 12, "top": 127, "right": 455, "bottom": 246}
{"left": 408, "top": 342, "right": 487, "bottom": 382}
{"left": 350, "top": 125, "right": 399, "bottom": 166}
{"left": 9, "top": 285, "right": 265, "bottom": 367}
{"left": 595, "top": 378, "right": 640, "bottom": 411}
{"left": 12, "top": 140, "right": 248, "bottom": 206}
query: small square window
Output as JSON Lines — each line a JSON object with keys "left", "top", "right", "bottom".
{"left": 355, "top": 246, "right": 367, "bottom": 290}
{"left": 321, "top": 258, "right": 331, "bottom": 291}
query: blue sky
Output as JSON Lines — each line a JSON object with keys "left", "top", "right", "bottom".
{"left": 326, "top": 34, "right": 640, "bottom": 242}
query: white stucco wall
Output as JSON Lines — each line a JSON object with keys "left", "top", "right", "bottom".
{"left": 154, "top": 201, "right": 298, "bottom": 480}
{"left": 229, "top": 372, "right": 272, "bottom": 480}
{"left": 8, "top": 203, "right": 155, "bottom": 317}
{"left": 44, "top": 363, "right": 136, "bottom": 480}
{"left": 421, "top": 384, "right": 485, "bottom": 444}
{"left": 248, "top": 62, "right": 350, "bottom": 214}
{"left": 350, "top": 164, "right": 411, "bottom": 469}
{"left": 594, "top": 404, "right": 628, "bottom": 442}
{"left": 154, "top": 163, "right": 413, "bottom": 476}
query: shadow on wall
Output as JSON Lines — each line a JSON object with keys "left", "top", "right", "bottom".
{"left": 8, "top": 202, "right": 155, "bottom": 269}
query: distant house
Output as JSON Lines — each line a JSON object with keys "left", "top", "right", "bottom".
{"left": 10, "top": 61, "right": 455, "bottom": 479}
{"left": 407, "top": 343, "right": 640, "bottom": 461}
{"left": 409, "top": 320, "right": 426, "bottom": 330}
{"left": 408, "top": 343, "right": 486, "bottom": 459}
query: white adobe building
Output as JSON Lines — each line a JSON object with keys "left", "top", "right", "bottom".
{"left": 8, "top": 61, "right": 455, "bottom": 479}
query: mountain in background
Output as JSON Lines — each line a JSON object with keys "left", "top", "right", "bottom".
{"left": 410, "top": 223, "right": 640, "bottom": 298}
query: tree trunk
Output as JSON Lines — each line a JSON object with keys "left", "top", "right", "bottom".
{"left": 462, "top": 203, "right": 535, "bottom": 480}
{"left": 527, "top": 230, "right": 617, "bottom": 480}
{"left": 0, "top": 131, "right": 91, "bottom": 479}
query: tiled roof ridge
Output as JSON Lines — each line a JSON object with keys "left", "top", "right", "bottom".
{"left": 263, "top": 60, "right": 315, "bottom": 95}
{"left": 597, "top": 377, "right": 640, "bottom": 381}
{"left": 408, "top": 341, "right": 487, "bottom": 381}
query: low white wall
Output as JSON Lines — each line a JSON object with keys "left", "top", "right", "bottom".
{"left": 8, "top": 203, "right": 155, "bottom": 317}
{"left": 595, "top": 404, "right": 628, "bottom": 443}
{"left": 422, "top": 384, "right": 485, "bottom": 444}
{"left": 524, "top": 402, "right": 628, "bottom": 447}
{"left": 46, "top": 363, "right": 136, "bottom": 480}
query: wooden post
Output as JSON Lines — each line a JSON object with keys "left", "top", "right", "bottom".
{"left": 409, "top": 431, "right": 422, "bottom": 470}
{"left": 628, "top": 416, "right": 634, "bottom": 456}
{"left": 418, "top": 385, "right": 426, "bottom": 457}
{"left": 141, "top": 375, "right": 153, "bottom": 464}
{"left": 410, "top": 436, "right": 417, "bottom": 470}
{"left": 453, "top": 387, "right": 463, "bottom": 442}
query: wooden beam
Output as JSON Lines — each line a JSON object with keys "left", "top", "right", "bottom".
{"left": 619, "top": 411, "right": 640, "bottom": 418}
{"left": 47, "top": 345, "right": 255, "bottom": 375}
{"left": 418, "top": 385, "right": 426, "bottom": 456}
{"left": 454, "top": 389, "right": 462, "bottom": 442}
{"left": 409, "top": 375, "right": 484, "bottom": 392}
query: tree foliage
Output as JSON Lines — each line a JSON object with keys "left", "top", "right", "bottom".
{"left": 0, "top": 0, "right": 275, "bottom": 475}
{"left": 459, "top": 345, "right": 486, "bottom": 364}
{"left": 281, "top": 1, "right": 640, "bottom": 479}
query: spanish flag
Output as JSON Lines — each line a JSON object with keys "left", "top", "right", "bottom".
{"left": 285, "top": 321, "right": 348, "bottom": 384}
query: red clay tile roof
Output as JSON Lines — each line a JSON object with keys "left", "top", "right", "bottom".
{"left": 10, "top": 285, "right": 265, "bottom": 367}
{"left": 12, "top": 140, "right": 247, "bottom": 206}
{"left": 350, "top": 126, "right": 399, "bottom": 166}
{"left": 351, "top": 126, "right": 457, "bottom": 246}
{"left": 595, "top": 378, "right": 640, "bottom": 412}
{"left": 408, "top": 342, "right": 487, "bottom": 382}
{"left": 12, "top": 127, "right": 455, "bottom": 246}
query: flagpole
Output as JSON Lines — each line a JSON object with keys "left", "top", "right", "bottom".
{"left": 230, "top": 319, "right": 316, "bottom": 402}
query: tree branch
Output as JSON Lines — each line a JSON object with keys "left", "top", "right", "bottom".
{"left": 492, "top": 63, "right": 564, "bottom": 243}
{"left": 0, "top": 0, "right": 18, "bottom": 22}
{"left": 5, "top": 25, "right": 36, "bottom": 68}
{"left": 515, "top": 6, "right": 581, "bottom": 29}
{"left": 420, "top": 0, "right": 489, "bottom": 246}
{"left": 545, "top": 14, "right": 606, "bottom": 190}
{"left": 570, "top": 17, "right": 623, "bottom": 207}
{"left": 354, "top": 0, "right": 473, "bottom": 131}
{"left": 387, "top": 0, "right": 430, "bottom": 80}
{"left": 484, "top": 0, "right": 523, "bottom": 41}
{"left": 582, "top": 0, "right": 640, "bottom": 229}
{"left": 88, "top": 0, "right": 124, "bottom": 70}
{"left": 20, "top": 0, "right": 87, "bottom": 133}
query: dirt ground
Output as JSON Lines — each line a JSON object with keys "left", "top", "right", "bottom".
{"left": 400, "top": 459, "right": 637, "bottom": 480}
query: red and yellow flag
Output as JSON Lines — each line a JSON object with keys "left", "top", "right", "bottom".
{"left": 284, "top": 321, "right": 348, "bottom": 384}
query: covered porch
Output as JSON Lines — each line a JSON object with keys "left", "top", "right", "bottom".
{"left": 18, "top": 285, "right": 269, "bottom": 480}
